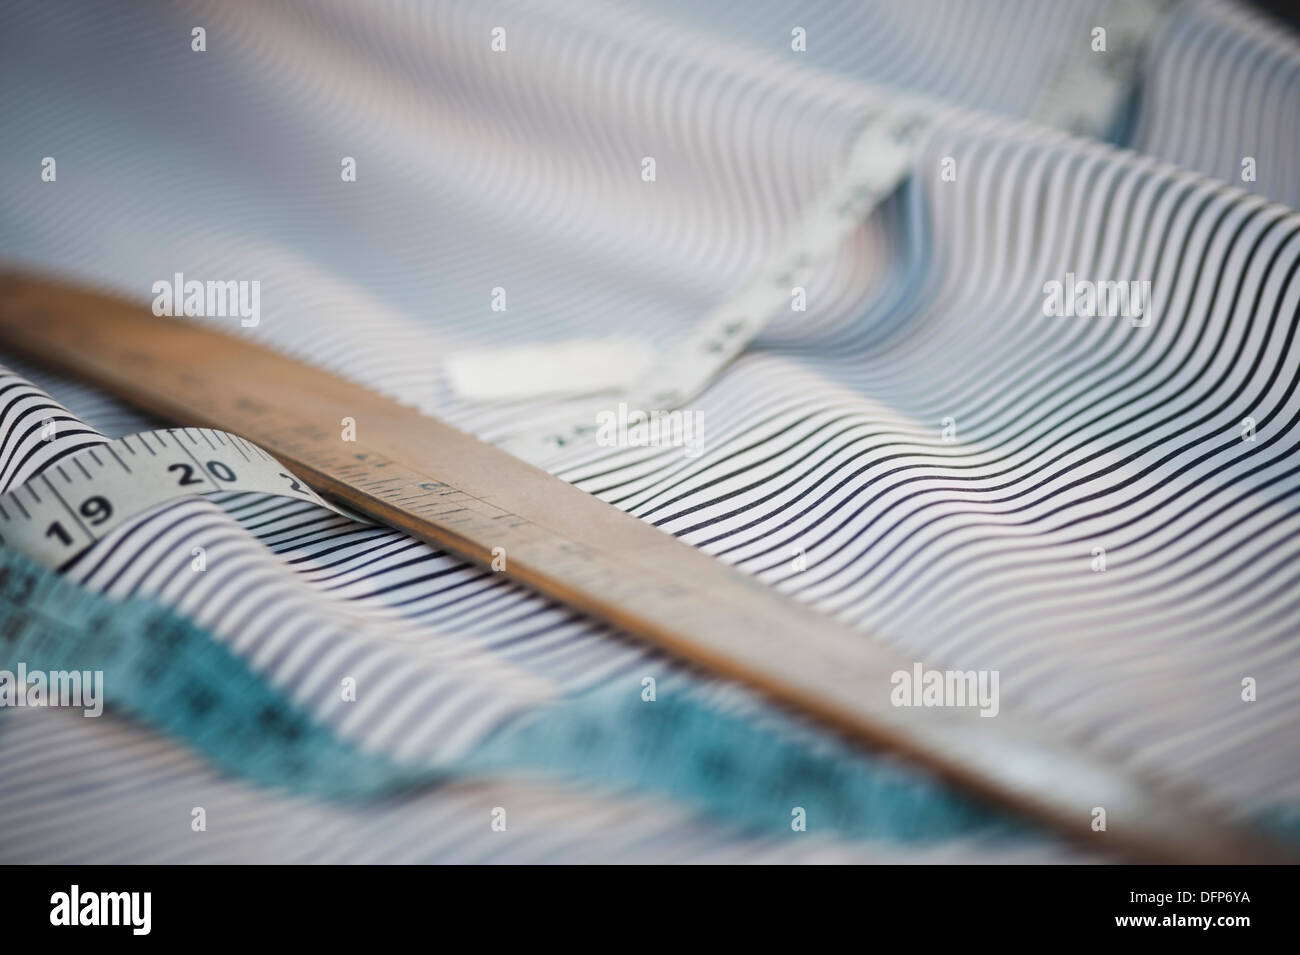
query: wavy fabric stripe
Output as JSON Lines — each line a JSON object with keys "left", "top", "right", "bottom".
{"left": 616, "top": 0, "right": 1300, "bottom": 207}
{"left": 1134, "top": 0, "right": 1300, "bottom": 207}
{"left": 1, "top": 0, "right": 1298, "bottom": 862}
{"left": 554, "top": 118, "right": 1300, "bottom": 818}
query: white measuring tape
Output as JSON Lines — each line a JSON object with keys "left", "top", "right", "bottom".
{"left": 0, "top": 427, "right": 360, "bottom": 568}
{"left": 485, "top": 100, "right": 938, "bottom": 463}
{"left": 449, "top": 0, "right": 1173, "bottom": 466}
{"left": 1031, "top": 0, "right": 1172, "bottom": 138}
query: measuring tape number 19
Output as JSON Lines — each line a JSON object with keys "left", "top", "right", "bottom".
{"left": 0, "top": 427, "right": 361, "bottom": 569}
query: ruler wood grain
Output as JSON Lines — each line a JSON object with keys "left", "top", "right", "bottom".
{"left": 0, "top": 270, "right": 1289, "bottom": 863}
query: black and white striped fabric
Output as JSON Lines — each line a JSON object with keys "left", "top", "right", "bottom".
{"left": 1, "top": 0, "right": 1298, "bottom": 862}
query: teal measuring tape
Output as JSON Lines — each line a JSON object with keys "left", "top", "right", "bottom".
{"left": 0, "top": 544, "right": 1029, "bottom": 842}
{"left": 0, "top": 543, "right": 413, "bottom": 798}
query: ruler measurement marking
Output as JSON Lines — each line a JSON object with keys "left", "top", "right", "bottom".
{"left": 41, "top": 473, "right": 92, "bottom": 540}
{"left": 389, "top": 493, "right": 440, "bottom": 506}
{"left": 167, "top": 428, "right": 220, "bottom": 492}
{"left": 106, "top": 447, "right": 132, "bottom": 473}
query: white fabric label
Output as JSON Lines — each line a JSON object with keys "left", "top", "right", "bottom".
{"left": 444, "top": 339, "right": 656, "bottom": 402}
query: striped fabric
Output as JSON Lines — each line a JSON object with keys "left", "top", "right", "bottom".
{"left": 1, "top": 0, "right": 1298, "bottom": 862}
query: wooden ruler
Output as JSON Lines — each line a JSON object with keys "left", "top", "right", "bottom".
{"left": 0, "top": 270, "right": 1288, "bottom": 863}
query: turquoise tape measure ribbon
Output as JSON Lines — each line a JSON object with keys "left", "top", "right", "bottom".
{"left": 0, "top": 544, "right": 1024, "bottom": 843}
